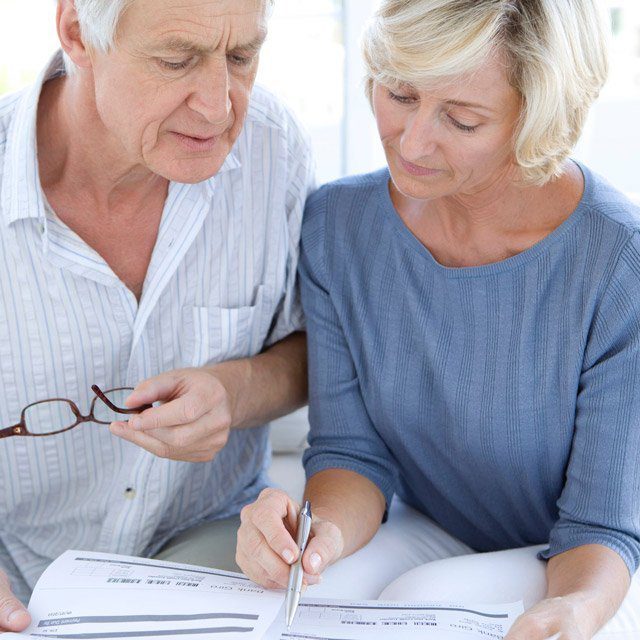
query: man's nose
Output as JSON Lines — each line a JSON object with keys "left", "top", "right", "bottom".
{"left": 400, "top": 106, "right": 439, "bottom": 161}
{"left": 187, "top": 62, "right": 232, "bottom": 125}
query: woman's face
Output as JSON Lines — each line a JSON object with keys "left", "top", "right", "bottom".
{"left": 372, "top": 54, "right": 523, "bottom": 204}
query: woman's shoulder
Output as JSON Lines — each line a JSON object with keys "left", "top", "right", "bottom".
{"left": 578, "top": 162, "right": 640, "bottom": 235}
{"left": 304, "top": 168, "right": 389, "bottom": 223}
{"left": 301, "top": 169, "right": 390, "bottom": 272}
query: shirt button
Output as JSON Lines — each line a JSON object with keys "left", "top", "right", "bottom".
{"left": 124, "top": 487, "right": 136, "bottom": 500}
{"left": 39, "top": 223, "right": 44, "bottom": 234}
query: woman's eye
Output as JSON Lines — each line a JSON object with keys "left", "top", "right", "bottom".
{"left": 387, "top": 90, "right": 416, "bottom": 104}
{"left": 447, "top": 114, "right": 479, "bottom": 133}
{"left": 159, "top": 58, "right": 193, "bottom": 71}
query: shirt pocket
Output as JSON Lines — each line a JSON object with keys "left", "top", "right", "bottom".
{"left": 181, "top": 285, "right": 267, "bottom": 367}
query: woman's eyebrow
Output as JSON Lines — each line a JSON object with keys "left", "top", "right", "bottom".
{"left": 444, "top": 98, "right": 495, "bottom": 114}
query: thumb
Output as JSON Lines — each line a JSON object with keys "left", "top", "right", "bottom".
{"left": 125, "top": 372, "right": 181, "bottom": 407}
{"left": 0, "top": 585, "right": 30, "bottom": 632}
{"left": 301, "top": 521, "right": 344, "bottom": 576}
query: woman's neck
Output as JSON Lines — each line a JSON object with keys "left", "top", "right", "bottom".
{"left": 390, "top": 162, "right": 584, "bottom": 268}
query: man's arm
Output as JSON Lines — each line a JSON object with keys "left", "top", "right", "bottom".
{"left": 209, "top": 331, "right": 307, "bottom": 431}
{"left": 505, "top": 544, "right": 631, "bottom": 639}
{"left": 107, "top": 332, "right": 307, "bottom": 462}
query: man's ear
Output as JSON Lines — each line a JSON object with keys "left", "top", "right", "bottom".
{"left": 57, "top": 0, "right": 92, "bottom": 69}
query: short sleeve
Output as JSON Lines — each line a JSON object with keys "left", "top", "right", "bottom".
{"left": 300, "top": 187, "right": 398, "bottom": 513}
{"left": 540, "top": 232, "right": 640, "bottom": 575}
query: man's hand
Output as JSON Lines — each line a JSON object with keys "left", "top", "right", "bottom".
{"left": 505, "top": 596, "right": 595, "bottom": 640}
{"left": 109, "top": 367, "right": 235, "bottom": 462}
{"left": 236, "top": 488, "right": 344, "bottom": 589}
{"left": 0, "top": 570, "right": 30, "bottom": 632}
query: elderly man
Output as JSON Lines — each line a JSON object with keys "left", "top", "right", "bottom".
{"left": 0, "top": 0, "right": 313, "bottom": 631}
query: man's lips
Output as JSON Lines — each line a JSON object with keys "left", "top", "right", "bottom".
{"left": 170, "top": 131, "right": 219, "bottom": 152}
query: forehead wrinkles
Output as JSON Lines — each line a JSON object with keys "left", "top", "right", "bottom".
{"left": 127, "top": 0, "right": 267, "bottom": 51}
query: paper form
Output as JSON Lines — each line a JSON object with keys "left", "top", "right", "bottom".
{"left": 5, "top": 550, "right": 284, "bottom": 640}
{"left": 3, "top": 551, "right": 523, "bottom": 640}
{"left": 262, "top": 598, "right": 524, "bottom": 640}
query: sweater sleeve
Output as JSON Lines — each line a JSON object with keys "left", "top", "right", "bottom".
{"left": 300, "top": 187, "right": 398, "bottom": 513}
{"left": 540, "top": 231, "right": 640, "bottom": 575}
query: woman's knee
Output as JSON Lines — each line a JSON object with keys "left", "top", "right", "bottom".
{"left": 380, "top": 545, "right": 548, "bottom": 609}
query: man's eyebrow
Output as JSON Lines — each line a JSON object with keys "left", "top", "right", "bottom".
{"left": 153, "top": 33, "right": 267, "bottom": 56}
{"left": 229, "top": 33, "right": 267, "bottom": 54}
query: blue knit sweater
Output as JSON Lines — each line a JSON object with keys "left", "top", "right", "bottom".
{"left": 301, "top": 163, "right": 640, "bottom": 574}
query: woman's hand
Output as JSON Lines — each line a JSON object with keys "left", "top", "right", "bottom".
{"left": 505, "top": 595, "right": 595, "bottom": 640}
{"left": 236, "top": 488, "right": 345, "bottom": 589}
{"left": 0, "top": 569, "right": 30, "bottom": 632}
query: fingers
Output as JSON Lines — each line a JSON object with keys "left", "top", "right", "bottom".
{"left": 109, "top": 414, "right": 229, "bottom": 462}
{"left": 109, "top": 369, "right": 232, "bottom": 462}
{"left": 0, "top": 574, "right": 30, "bottom": 632}
{"left": 237, "top": 489, "right": 301, "bottom": 588}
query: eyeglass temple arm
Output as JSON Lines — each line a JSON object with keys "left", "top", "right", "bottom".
{"left": 91, "top": 385, "right": 152, "bottom": 414}
{"left": 0, "top": 422, "right": 25, "bottom": 439}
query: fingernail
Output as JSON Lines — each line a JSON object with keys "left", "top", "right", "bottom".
{"left": 282, "top": 549, "right": 294, "bottom": 564}
{"left": 7, "top": 608, "right": 26, "bottom": 624}
{"left": 110, "top": 422, "right": 125, "bottom": 433}
{"left": 309, "top": 552, "right": 321, "bottom": 573}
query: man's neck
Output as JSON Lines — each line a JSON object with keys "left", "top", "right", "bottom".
{"left": 37, "top": 73, "right": 167, "bottom": 217}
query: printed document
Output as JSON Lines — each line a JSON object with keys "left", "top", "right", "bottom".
{"left": 4, "top": 551, "right": 523, "bottom": 640}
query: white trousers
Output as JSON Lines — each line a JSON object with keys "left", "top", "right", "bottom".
{"left": 309, "top": 500, "right": 640, "bottom": 639}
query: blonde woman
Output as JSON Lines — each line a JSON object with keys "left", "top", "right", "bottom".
{"left": 237, "top": 1, "right": 640, "bottom": 637}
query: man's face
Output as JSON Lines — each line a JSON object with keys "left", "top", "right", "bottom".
{"left": 88, "top": 0, "right": 267, "bottom": 183}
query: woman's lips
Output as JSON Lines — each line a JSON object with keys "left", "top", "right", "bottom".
{"left": 171, "top": 131, "right": 218, "bottom": 153}
{"left": 399, "top": 156, "right": 444, "bottom": 177}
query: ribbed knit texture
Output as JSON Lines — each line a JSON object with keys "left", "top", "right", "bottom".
{"left": 301, "top": 163, "right": 640, "bottom": 574}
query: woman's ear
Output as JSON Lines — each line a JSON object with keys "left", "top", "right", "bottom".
{"left": 57, "top": 0, "right": 92, "bottom": 70}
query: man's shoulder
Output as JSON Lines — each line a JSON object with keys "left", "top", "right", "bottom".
{"left": 245, "top": 84, "right": 309, "bottom": 151}
{"left": 0, "top": 88, "right": 25, "bottom": 149}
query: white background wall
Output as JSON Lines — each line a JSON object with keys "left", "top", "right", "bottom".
{"left": 2, "top": 1, "right": 638, "bottom": 194}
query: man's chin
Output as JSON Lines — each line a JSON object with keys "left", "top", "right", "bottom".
{"left": 150, "top": 157, "right": 227, "bottom": 185}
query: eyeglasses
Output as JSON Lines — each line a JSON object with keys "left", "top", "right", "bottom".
{"left": 0, "top": 385, "right": 152, "bottom": 440}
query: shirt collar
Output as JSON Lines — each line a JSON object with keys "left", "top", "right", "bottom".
{"left": 1, "top": 51, "right": 65, "bottom": 226}
{"left": 1, "top": 50, "right": 243, "bottom": 224}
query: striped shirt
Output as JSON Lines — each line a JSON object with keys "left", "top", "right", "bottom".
{"left": 301, "top": 166, "right": 640, "bottom": 575}
{"left": 0, "top": 52, "right": 314, "bottom": 603}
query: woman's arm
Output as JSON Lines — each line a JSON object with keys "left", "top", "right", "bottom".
{"left": 506, "top": 544, "right": 631, "bottom": 639}
{"left": 235, "top": 468, "right": 385, "bottom": 589}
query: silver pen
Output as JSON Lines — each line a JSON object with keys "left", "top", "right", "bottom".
{"left": 285, "top": 500, "right": 312, "bottom": 630}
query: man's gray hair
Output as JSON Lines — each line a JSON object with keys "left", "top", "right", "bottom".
{"left": 61, "top": 0, "right": 135, "bottom": 73}
{"left": 72, "top": 0, "right": 136, "bottom": 52}
{"left": 62, "top": 0, "right": 273, "bottom": 73}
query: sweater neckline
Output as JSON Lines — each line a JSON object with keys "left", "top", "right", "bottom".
{"left": 375, "top": 161, "right": 592, "bottom": 279}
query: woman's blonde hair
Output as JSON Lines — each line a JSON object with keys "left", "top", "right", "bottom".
{"left": 362, "top": 0, "right": 609, "bottom": 185}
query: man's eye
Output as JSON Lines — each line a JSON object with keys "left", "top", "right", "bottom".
{"left": 227, "top": 53, "right": 253, "bottom": 67}
{"left": 158, "top": 58, "right": 193, "bottom": 71}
